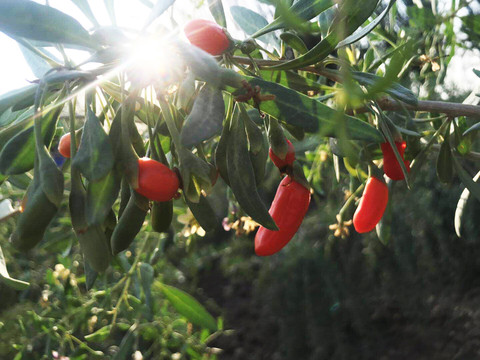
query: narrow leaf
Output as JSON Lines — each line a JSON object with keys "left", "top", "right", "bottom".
{"left": 0, "top": 104, "right": 63, "bottom": 175}
{"left": 0, "top": 245, "right": 30, "bottom": 290}
{"left": 266, "top": 0, "right": 380, "bottom": 70}
{"left": 84, "top": 260, "right": 98, "bottom": 290}
{"left": 207, "top": 0, "right": 226, "bottom": 27}
{"left": 185, "top": 195, "right": 219, "bottom": 232}
{"left": 239, "top": 77, "right": 383, "bottom": 142}
{"left": 230, "top": 6, "right": 277, "bottom": 45}
{"left": 462, "top": 121, "right": 480, "bottom": 136}
{"left": 86, "top": 169, "right": 121, "bottom": 226}
{"left": 73, "top": 109, "right": 115, "bottom": 181}
{"left": 252, "top": 0, "right": 334, "bottom": 38}
{"left": 280, "top": 32, "right": 308, "bottom": 54}
{"left": 181, "top": 85, "right": 225, "bottom": 148}
{"left": 336, "top": 0, "right": 395, "bottom": 48}
{"left": 159, "top": 283, "right": 218, "bottom": 331}
{"left": 227, "top": 105, "right": 277, "bottom": 230}
{"left": 452, "top": 156, "right": 480, "bottom": 203}
{"left": 0, "top": 0, "right": 99, "bottom": 49}
{"left": 454, "top": 171, "right": 480, "bottom": 237}
{"left": 70, "top": 0, "right": 100, "bottom": 27}
{"left": 143, "top": 0, "right": 175, "bottom": 29}
{"left": 18, "top": 44, "right": 51, "bottom": 78}
{"left": 0, "top": 84, "right": 37, "bottom": 116}
{"left": 436, "top": 130, "right": 453, "bottom": 183}
{"left": 351, "top": 71, "right": 418, "bottom": 105}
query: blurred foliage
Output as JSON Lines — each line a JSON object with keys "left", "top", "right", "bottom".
{"left": 1, "top": 0, "right": 480, "bottom": 359}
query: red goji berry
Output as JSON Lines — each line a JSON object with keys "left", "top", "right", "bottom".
{"left": 58, "top": 133, "right": 72, "bottom": 158}
{"left": 136, "top": 157, "right": 180, "bottom": 202}
{"left": 269, "top": 140, "right": 295, "bottom": 171}
{"left": 381, "top": 141, "right": 410, "bottom": 180}
{"left": 184, "top": 19, "right": 231, "bottom": 56}
{"left": 353, "top": 176, "right": 388, "bottom": 233}
{"left": 255, "top": 176, "right": 311, "bottom": 256}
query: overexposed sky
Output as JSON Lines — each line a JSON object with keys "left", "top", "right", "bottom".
{"left": 0, "top": 0, "right": 479, "bottom": 97}
{"left": 0, "top": 0, "right": 274, "bottom": 95}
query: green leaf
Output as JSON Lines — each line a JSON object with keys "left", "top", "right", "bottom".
{"left": 0, "top": 0, "right": 99, "bottom": 49}
{"left": 462, "top": 121, "right": 480, "bottom": 136}
{"left": 18, "top": 44, "right": 52, "bottom": 78}
{"left": 366, "top": 43, "right": 411, "bottom": 97}
{"left": 0, "top": 107, "right": 34, "bottom": 133}
{"left": 377, "top": 109, "right": 410, "bottom": 186}
{"left": 318, "top": 6, "right": 336, "bottom": 38}
{"left": 73, "top": 109, "right": 115, "bottom": 182}
{"left": 215, "top": 118, "right": 230, "bottom": 185}
{"left": 86, "top": 169, "right": 121, "bottom": 226}
{"left": 84, "top": 260, "right": 98, "bottom": 290}
{"left": 185, "top": 194, "right": 219, "bottom": 232}
{"left": 241, "top": 77, "right": 383, "bottom": 142}
{"left": 207, "top": 0, "right": 226, "bottom": 27}
{"left": 252, "top": 0, "right": 334, "bottom": 38}
{"left": 260, "top": 69, "right": 327, "bottom": 94}
{"left": 176, "top": 41, "right": 244, "bottom": 89}
{"left": 336, "top": 0, "right": 395, "bottom": 48}
{"left": 179, "top": 149, "right": 215, "bottom": 203}
{"left": 69, "top": 171, "right": 111, "bottom": 272}
{"left": 452, "top": 156, "right": 480, "bottom": 204}
{"left": 85, "top": 325, "right": 112, "bottom": 343}
{"left": 110, "top": 189, "right": 148, "bottom": 255}
{"left": 266, "top": 0, "right": 380, "bottom": 70}
{"left": 280, "top": 32, "right": 308, "bottom": 54}
{"left": 0, "top": 84, "right": 37, "bottom": 117}
{"left": 267, "top": 117, "right": 288, "bottom": 159}
{"left": 113, "top": 325, "right": 136, "bottom": 360}
{"left": 159, "top": 283, "right": 218, "bottom": 331}
{"left": 176, "top": 72, "right": 196, "bottom": 111}
{"left": 176, "top": 41, "right": 223, "bottom": 88}
{"left": 181, "top": 85, "right": 225, "bottom": 148}
{"left": 408, "top": 6, "right": 436, "bottom": 28}
{"left": 0, "top": 245, "right": 30, "bottom": 290}
{"left": 455, "top": 171, "right": 480, "bottom": 238}
{"left": 227, "top": 104, "right": 277, "bottom": 230}
{"left": 350, "top": 71, "right": 418, "bottom": 105}
{"left": 140, "top": 263, "right": 154, "bottom": 316}
{"left": 230, "top": 6, "right": 277, "bottom": 46}
{"left": 80, "top": 238, "right": 108, "bottom": 279}
{"left": 409, "top": 120, "right": 450, "bottom": 182}
{"left": 151, "top": 200, "right": 173, "bottom": 233}
{"left": 7, "top": 173, "right": 33, "bottom": 190}
{"left": 104, "top": 0, "right": 116, "bottom": 26}
{"left": 436, "top": 130, "right": 453, "bottom": 184}
{"left": 0, "top": 104, "right": 63, "bottom": 175}
{"left": 10, "top": 176, "right": 59, "bottom": 252}
{"left": 37, "top": 139, "right": 64, "bottom": 208}
{"left": 143, "top": 0, "right": 175, "bottom": 29}
{"left": 376, "top": 180, "right": 393, "bottom": 245}
{"left": 70, "top": 0, "right": 100, "bottom": 27}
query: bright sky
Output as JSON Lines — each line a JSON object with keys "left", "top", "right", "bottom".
{"left": 0, "top": 0, "right": 479, "bottom": 98}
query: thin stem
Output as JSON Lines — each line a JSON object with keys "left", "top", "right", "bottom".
{"left": 338, "top": 183, "right": 365, "bottom": 222}
{"left": 158, "top": 98, "right": 181, "bottom": 149}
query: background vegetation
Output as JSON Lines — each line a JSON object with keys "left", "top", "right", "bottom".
{"left": 2, "top": 0, "right": 480, "bottom": 359}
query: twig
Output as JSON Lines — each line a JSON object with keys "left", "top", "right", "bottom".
{"left": 230, "top": 56, "right": 480, "bottom": 118}
{"left": 354, "top": 97, "right": 480, "bottom": 118}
